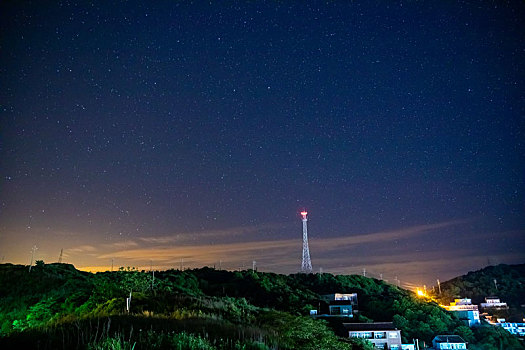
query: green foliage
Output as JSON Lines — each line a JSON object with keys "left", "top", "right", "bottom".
{"left": 1, "top": 262, "right": 524, "bottom": 349}
{"left": 468, "top": 325, "right": 525, "bottom": 350}
{"left": 432, "top": 264, "right": 525, "bottom": 316}
{"left": 169, "top": 332, "right": 215, "bottom": 349}
{"left": 343, "top": 337, "right": 375, "bottom": 350}
{"left": 88, "top": 336, "right": 136, "bottom": 350}
{"left": 391, "top": 297, "right": 460, "bottom": 343}
{"left": 260, "top": 310, "right": 352, "bottom": 350}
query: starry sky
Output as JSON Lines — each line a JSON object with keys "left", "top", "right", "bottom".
{"left": 1, "top": 1, "right": 524, "bottom": 288}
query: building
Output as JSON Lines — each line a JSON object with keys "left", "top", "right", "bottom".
{"left": 344, "top": 322, "right": 402, "bottom": 350}
{"left": 480, "top": 297, "right": 508, "bottom": 310}
{"left": 323, "top": 293, "right": 358, "bottom": 303}
{"left": 443, "top": 299, "right": 480, "bottom": 327}
{"left": 317, "top": 293, "right": 358, "bottom": 317}
{"left": 401, "top": 344, "right": 415, "bottom": 350}
{"left": 328, "top": 300, "right": 353, "bottom": 317}
{"left": 497, "top": 322, "right": 525, "bottom": 337}
{"left": 432, "top": 335, "right": 467, "bottom": 349}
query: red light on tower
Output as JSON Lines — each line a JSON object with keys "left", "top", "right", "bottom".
{"left": 300, "top": 211, "right": 308, "bottom": 219}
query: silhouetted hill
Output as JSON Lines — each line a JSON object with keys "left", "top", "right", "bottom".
{"left": 432, "top": 264, "right": 525, "bottom": 322}
{"left": 0, "top": 263, "right": 523, "bottom": 350}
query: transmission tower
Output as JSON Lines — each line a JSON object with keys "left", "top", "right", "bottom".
{"left": 300, "top": 210, "right": 313, "bottom": 273}
{"left": 58, "top": 248, "right": 63, "bottom": 263}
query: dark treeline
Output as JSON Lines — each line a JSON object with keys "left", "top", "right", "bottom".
{"left": 431, "top": 264, "right": 525, "bottom": 322}
{"left": 0, "top": 262, "right": 523, "bottom": 349}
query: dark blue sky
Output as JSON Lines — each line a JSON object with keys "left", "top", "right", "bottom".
{"left": 1, "top": 1, "right": 524, "bottom": 286}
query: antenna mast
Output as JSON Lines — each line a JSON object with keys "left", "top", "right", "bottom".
{"left": 58, "top": 248, "right": 63, "bottom": 263}
{"left": 300, "top": 210, "right": 313, "bottom": 273}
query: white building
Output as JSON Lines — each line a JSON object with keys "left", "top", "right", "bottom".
{"left": 497, "top": 323, "right": 525, "bottom": 337}
{"left": 344, "top": 322, "right": 402, "bottom": 350}
{"left": 323, "top": 293, "right": 358, "bottom": 303}
{"left": 443, "top": 299, "right": 480, "bottom": 327}
{"left": 480, "top": 297, "right": 508, "bottom": 310}
{"left": 432, "top": 335, "right": 467, "bottom": 349}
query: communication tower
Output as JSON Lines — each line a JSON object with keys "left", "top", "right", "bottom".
{"left": 300, "top": 210, "right": 313, "bottom": 273}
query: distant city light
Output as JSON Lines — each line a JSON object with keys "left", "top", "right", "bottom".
{"left": 416, "top": 289, "right": 428, "bottom": 298}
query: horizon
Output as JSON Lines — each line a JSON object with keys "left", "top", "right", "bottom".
{"left": 1, "top": 1, "right": 524, "bottom": 289}
{"left": 4, "top": 259, "right": 521, "bottom": 292}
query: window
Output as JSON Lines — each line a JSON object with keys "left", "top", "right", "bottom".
{"left": 388, "top": 332, "right": 399, "bottom": 338}
{"left": 330, "top": 306, "right": 341, "bottom": 315}
{"left": 350, "top": 332, "right": 371, "bottom": 339}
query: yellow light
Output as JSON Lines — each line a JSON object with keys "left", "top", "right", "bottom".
{"left": 417, "top": 290, "right": 425, "bottom": 297}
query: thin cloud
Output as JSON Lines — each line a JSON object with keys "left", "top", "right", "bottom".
{"left": 68, "top": 245, "right": 98, "bottom": 253}
{"left": 106, "top": 240, "right": 139, "bottom": 249}
{"left": 137, "top": 222, "right": 289, "bottom": 245}
{"left": 94, "top": 220, "right": 469, "bottom": 270}
{"left": 74, "top": 220, "right": 525, "bottom": 287}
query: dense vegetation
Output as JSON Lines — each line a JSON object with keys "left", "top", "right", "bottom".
{"left": 0, "top": 262, "right": 523, "bottom": 349}
{"left": 431, "top": 264, "right": 525, "bottom": 321}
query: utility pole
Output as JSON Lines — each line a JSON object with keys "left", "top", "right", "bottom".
{"left": 437, "top": 279, "right": 441, "bottom": 295}
{"left": 126, "top": 289, "right": 132, "bottom": 313}
{"left": 180, "top": 257, "right": 184, "bottom": 271}
{"left": 111, "top": 258, "right": 114, "bottom": 272}
{"left": 28, "top": 245, "right": 37, "bottom": 272}
{"left": 58, "top": 248, "right": 63, "bottom": 263}
{"left": 152, "top": 270, "right": 155, "bottom": 290}
{"left": 219, "top": 260, "right": 222, "bottom": 270}
{"left": 150, "top": 260, "right": 154, "bottom": 290}
{"left": 252, "top": 260, "right": 256, "bottom": 272}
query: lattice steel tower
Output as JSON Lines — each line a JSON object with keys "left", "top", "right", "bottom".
{"left": 300, "top": 210, "right": 313, "bottom": 273}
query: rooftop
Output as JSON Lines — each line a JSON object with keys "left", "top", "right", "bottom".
{"left": 328, "top": 300, "right": 354, "bottom": 305}
{"left": 433, "top": 335, "right": 466, "bottom": 343}
{"left": 343, "top": 322, "right": 397, "bottom": 331}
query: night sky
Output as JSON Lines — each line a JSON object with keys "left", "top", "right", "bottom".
{"left": 1, "top": 1, "right": 524, "bottom": 288}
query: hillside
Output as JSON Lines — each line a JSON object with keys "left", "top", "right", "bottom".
{"left": 431, "top": 264, "right": 525, "bottom": 321}
{"left": 0, "top": 262, "right": 523, "bottom": 350}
